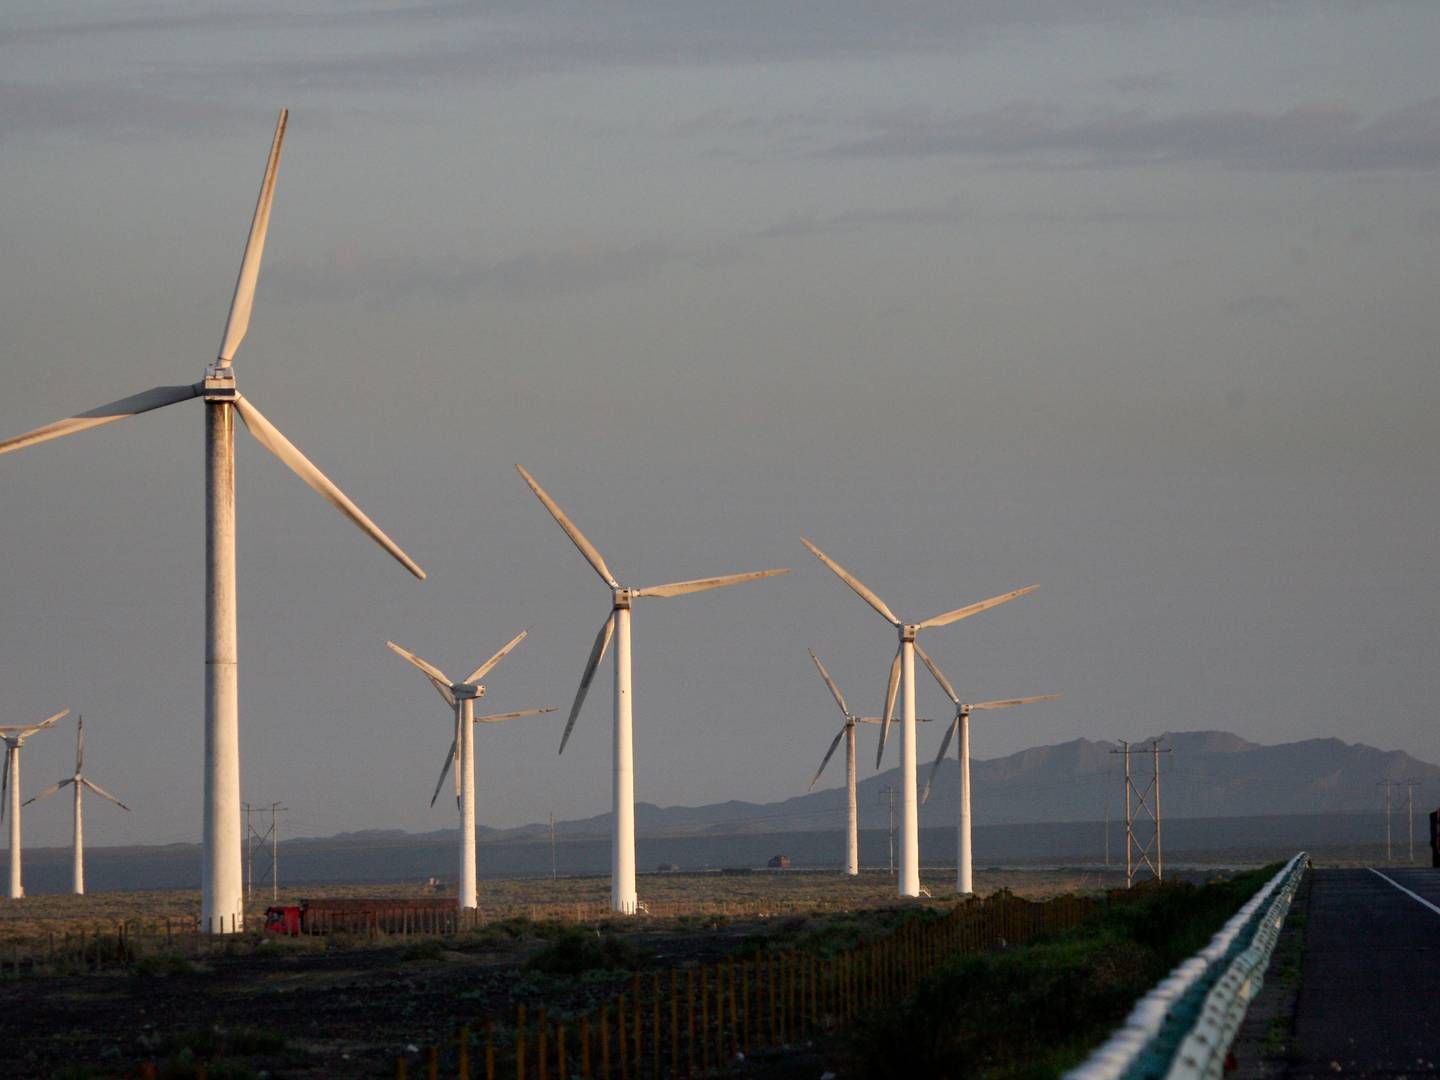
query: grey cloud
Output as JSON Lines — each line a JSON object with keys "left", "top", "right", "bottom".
{"left": 1109, "top": 72, "right": 1176, "bottom": 94}
{"left": 264, "top": 243, "right": 681, "bottom": 307}
{"left": 825, "top": 98, "right": 1440, "bottom": 172}
{"left": 1224, "top": 294, "right": 1301, "bottom": 319}
{"left": 102, "top": 1, "right": 1348, "bottom": 93}
{"left": 0, "top": 81, "right": 260, "bottom": 142}
{"left": 757, "top": 203, "right": 970, "bottom": 240}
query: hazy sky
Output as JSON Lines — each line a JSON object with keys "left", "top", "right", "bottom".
{"left": 2, "top": 1, "right": 1437, "bottom": 850}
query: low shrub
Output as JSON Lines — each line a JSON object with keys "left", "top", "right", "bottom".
{"left": 523, "top": 928, "right": 647, "bottom": 975}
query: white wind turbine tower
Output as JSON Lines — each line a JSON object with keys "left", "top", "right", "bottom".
{"left": 516, "top": 464, "right": 790, "bottom": 914}
{"left": 1, "top": 709, "right": 67, "bottom": 899}
{"left": 386, "top": 634, "right": 550, "bottom": 911}
{"left": 0, "top": 111, "right": 426, "bottom": 932}
{"left": 806, "top": 650, "right": 935, "bottom": 876}
{"left": 25, "top": 716, "right": 132, "bottom": 896}
{"left": 916, "top": 647, "right": 1058, "bottom": 895}
{"left": 800, "top": 538, "right": 1036, "bottom": 898}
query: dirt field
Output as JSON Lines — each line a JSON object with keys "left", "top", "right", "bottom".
{"left": 0, "top": 867, "right": 1131, "bottom": 1078}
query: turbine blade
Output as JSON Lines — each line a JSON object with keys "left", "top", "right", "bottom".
{"left": 969, "top": 694, "right": 1062, "bottom": 711}
{"left": 800, "top": 538, "right": 900, "bottom": 626}
{"left": 0, "top": 384, "right": 201, "bottom": 458}
{"left": 217, "top": 108, "right": 288, "bottom": 365}
{"left": 75, "top": 715, "right": 85, "bottom": 773}
{"left": 922, "top": 718, "right": 960, "bottom": 805}
{"left": 429, "top": 738, "right": 457, "bottom": 808}
{"left": 514, "top": 464, "right": 619, "bottom": 588}
{"left": 634, "top": 568, "right": 790, "bottom": 599}
{"left": 386, "top": 641, "right": 453, "bottom": 689}
{"left": 453, "top": 708, "right": 463, "bottom": 803}
{"left": 808, "top": 727, "right": 847, "bottom": 791}
{"left": 426, "top": 674, "right": 457, "bottom": 708}
{"left": 23, "top": 709, "right": 70, "bottom": 737}
{"left": 914, "top": 642, "right": 960, "bottom": 705}
{"left": 808, "top": 650, "right": 852, "bottom": 720}
{"left": 463, "top": 629, "right": 528, "bottom": 685}
{"left": 81, "top": 777, "right": 130, "bottom": 811}
{"left": 23, "top": 778, "right": 73, "bottom": 806}
{"left": 876, "top": 645, "right": 902, "bottom": 769}
{"left": 474, "top": 707, "right": 557, "bottom": 724}
{"left": 235, "top": 395, "right": 426, "bottom": 579}
{"left": 558, "top": 612, "right": 615, "bottom": 754}
{"left": 917, "top": 584, "right": 1039, "bottom": 631}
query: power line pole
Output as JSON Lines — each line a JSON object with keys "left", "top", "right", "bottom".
{"left": 1405, "top": 781, "right": 1420, "bottom": 864}
{"left": 878, "top": 785, "right": 897, "bottom": 877}
{"left": 1112, "top": 740, "right": 1170, "bottom": 887}
{"left": 270, "top": 802, "right": 286, "bottom": 902}
{"left": 243, "top": 801, "right": 286, "bottom": 905}
{"left": 243, "top": 801, "right": 252, "bottom": 906}
{"left": 1378, "top": 781, "right": 1395, "bottom": 863}
{"left": 549, "top": 812, "right": 557, "bottom": 880}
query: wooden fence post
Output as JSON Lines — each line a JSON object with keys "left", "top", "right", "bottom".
{"left": 616, "top": 995, "right": 629, "bottom": 1080}
{"left": 600, "top": 1003, "right": 611, "bottom": 1080}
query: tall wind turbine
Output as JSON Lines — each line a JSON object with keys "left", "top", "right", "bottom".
{"left": 916, "top": 647, "right": 1058, "bottom": 895}
{"left": 800, "top": 538, "right": 1036, "bottom": 898}
{"left": 1, "top": 710, "right": 67, "bottom": 899}
{"left": 516, "top": 464, "right": 790, "bottom": 913}
{"left": 386, "top": 633, "right": 543, "bottom": 911}
{"left": 25, "top": 716, "right": 131, "bottom": 895}
{"left": 806, "top": 650, "right": 934, "bottom": 876}
{"left": 0, "top": 111, "right": 426, "bottom": 932}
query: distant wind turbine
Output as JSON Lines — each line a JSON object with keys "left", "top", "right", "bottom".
{"left": 0, "top": 111, "right": 426, "bottom": 932}
{"left": 1, "top": 709, "right": 67, "bottom": 899}
{"left": 517, "top": 464, "right": 790, "bottom": 913}
{"left": 25, "top": 716, "right": 131, "bottom": 896}
{"left": 387, "top": 634, "right": 549, "bottom": 910}
{"left": 806, "top": 649, "right": 932, "bottom": 876}
{"left": 916, "top": 646, "right": 1058, "bottom": 895}
{"left": 800, "top": 537, "right": 1036, "bottom": 898}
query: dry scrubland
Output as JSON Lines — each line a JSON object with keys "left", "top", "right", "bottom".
{"left": 0, "top": 866, "right": 1118, "bottom": 942}
{"left": 0, "top": 866, "right": 1256, "bottom": 1078}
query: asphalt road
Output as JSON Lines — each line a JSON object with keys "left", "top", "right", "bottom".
{"left": 1288, "top": 868, "right": 1440, "bottom": 1075}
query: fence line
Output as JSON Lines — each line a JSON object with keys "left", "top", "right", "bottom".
{"left": 400, "top": 890, "right": 1100, "bottom": 1078}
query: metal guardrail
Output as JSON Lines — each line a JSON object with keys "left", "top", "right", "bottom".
{"left": 1066, "top": 851, "right": 1309, "bottom": 1080}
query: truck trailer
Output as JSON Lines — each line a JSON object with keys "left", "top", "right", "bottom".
{"left": 264, "top": 897, "right": 459, "bottom": 935}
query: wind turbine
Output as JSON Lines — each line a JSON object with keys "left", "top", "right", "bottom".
{"left": 25, "top": 716, "right": 131, "bottom": 896}
{"left": 0, "top": 111, "right": 426, "bottom": 932}
{"left": 806, "top": 650, "right": 935, "bottom": 876}
{"left": 386, "top": 633, "right": 543, "bottom": 911}
{"left": 1, "top": 709, "right": 67, "bottom": 899}
{"left": 516, "top": 464, "right": 790, "bottom": 914}
{"left": 800, "top": 538, "right": 1036, "bottom": 898}
{"left": 916, "top": 646, "right": 1058, "bottom": 895}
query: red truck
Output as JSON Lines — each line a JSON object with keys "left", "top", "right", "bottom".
{"left": 264, "top": 897, "right": 458, "bottom": 935}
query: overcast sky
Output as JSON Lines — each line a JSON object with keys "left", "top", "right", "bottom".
{"left": 2, "top": 1, "right": 1437, "bottom": 850}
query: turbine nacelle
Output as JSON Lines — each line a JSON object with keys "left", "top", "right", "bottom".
{"left": 202, "top": 368, "right": 237, "bottom": 400}
{"left": 613, "top": 587, "right": 634, "bottom": 610}
{"left": 453, "top": 684, "right": 485, "bottom": 701}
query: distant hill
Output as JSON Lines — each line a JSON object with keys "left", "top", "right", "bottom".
{"left": 503, "top": 728, "right": 1440, "bottom": 838}
{"left": 18, "top": 729, "right": 1436, "bottom": 893}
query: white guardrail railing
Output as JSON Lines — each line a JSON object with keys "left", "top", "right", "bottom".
{"left": 1066, "top": 851, "right": 1309, "bottom": 1080}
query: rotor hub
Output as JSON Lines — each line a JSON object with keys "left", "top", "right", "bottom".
{"left": 901, "top": 625, "right": 918, "bottom": 643}
{"left": 613, "top": 588, "right": 633, "bottom": 610}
